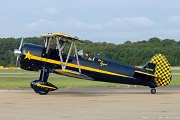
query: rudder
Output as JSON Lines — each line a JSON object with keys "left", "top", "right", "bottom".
{"left": 149, "top": 54, "right": 172, "bottom": 86}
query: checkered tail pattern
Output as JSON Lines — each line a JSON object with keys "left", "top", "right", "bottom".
{"left": 150, "top": 54, "right": 172, "bottom": 86}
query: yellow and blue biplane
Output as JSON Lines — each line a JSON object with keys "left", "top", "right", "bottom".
{"left": 14, "top": 33, "right": 172, "bottom": 95}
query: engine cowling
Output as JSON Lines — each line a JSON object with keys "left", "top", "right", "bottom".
{"left": 19, "top": 43, "right": 45, "bottom": 71}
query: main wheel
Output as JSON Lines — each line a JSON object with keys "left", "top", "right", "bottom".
{"left": 151, "top": 88, "right": 156, "bottom": 94}
{"left": 30, "top": 80, "right": 49, "bottom": 95}
{"left": 38, "top": 90, "right": 49, "bottom": 95}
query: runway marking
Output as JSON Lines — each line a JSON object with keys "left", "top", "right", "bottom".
{"left": 0, "top": 73, "right": 24, "bottom": 74}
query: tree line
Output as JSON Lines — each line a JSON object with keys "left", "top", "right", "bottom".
{"left": 0, "top": 37, "right": 180, "bottom": 67}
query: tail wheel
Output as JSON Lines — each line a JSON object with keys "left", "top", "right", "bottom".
{"left": 151, "top": 88, "right": 156, "bottom": 94}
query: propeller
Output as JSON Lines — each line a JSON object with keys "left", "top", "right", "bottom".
{"left": 14, "top": 38, "right": 24, "bottom": 67}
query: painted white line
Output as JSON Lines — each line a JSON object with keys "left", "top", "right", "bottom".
{"left": 0, "top": 73, "right": 24, "bottom": 74}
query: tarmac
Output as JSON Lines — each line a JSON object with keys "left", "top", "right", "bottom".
{"left": 0, "top": 87, "right": 180, "bottom": 120}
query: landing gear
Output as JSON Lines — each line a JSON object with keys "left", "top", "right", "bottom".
{"left": 30, "top": 67, "right": 58, "bottom": 95}
{"left": 30, "top": 80, "right": 58, "bottom": 95}
{"left": 30, "top": 80, "right": 51, "bottom": 95}
{"left": 151, "top": 88, "right": 156, "bottom": 94}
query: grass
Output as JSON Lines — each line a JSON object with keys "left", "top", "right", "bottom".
{"left": 171, "top": 70, "right": 180, "bottom": 73}
{"left": 0, "top": 68, "right": 179, "bottom": 88}
{"left": 0, "top": 69, "right": 127, "bottom": 88}
{"left": 169, "top": 75, "right": 180, "bottom": 86}
{"left": 0, "top": 77, "right": 127, "bottom": 88}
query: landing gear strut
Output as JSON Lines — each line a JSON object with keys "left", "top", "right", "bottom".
{"left": 151, "top": 88, "right": 156, "bottom": 94}
{"left": 30, "top": 67, "right": 58, "bottom": 95}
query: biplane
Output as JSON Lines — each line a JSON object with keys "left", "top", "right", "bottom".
{"left": 14, "top": 33, "right": 172, "bottom": 95}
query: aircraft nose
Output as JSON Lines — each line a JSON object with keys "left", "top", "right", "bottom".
{"left": 14, "top": 49, "right": 22, "bottom": 57}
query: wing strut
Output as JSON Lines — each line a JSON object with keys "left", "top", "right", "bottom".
{"left": 56, "top": 37, "right": 64, "bottom": 69}
{"left": 73, "top": 41, "right": 81, "bottom": 73}
{"left": 55, "top": 36, "right": 81, "bottom": 73}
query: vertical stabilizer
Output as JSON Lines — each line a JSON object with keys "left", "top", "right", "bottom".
{"left": 149, "top": 54, "right": 171, "bottom": 86}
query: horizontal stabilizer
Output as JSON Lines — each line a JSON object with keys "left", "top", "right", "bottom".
{"left": 142, "top": 62, "right": 156, "bottom": 72}
{"left": 133, "top": 70, "right": 155, "bottom": 82}
{"left": 135, "top": 70, "right": 155, "bottom": 77}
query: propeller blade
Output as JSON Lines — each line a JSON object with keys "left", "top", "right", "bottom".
{"left": 19, "top": 37, "right": 24, "bottom": 50}
{"left": 15, "top": 56, "right": 19, "bottom": 68}
{"left": 14, "top": 37, "right": 24, "bottom": 68}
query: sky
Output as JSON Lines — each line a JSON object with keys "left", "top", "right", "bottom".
{"left": 1, "top": 0, "right": 180, "bottom": 44}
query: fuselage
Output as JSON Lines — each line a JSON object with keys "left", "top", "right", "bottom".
{"left": 19, "top": 43, "right": 157, "bottom": 88}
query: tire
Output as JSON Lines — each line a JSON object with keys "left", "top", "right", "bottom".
{"left": 151, "top": 88, "right": 156, "bottom": 94}
{"left": 38, "top": 90, "right": 49, "bottom": 95}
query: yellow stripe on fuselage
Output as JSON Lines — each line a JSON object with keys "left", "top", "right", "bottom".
{"left": 56, "top": 69, "right": 81, "bottom": 75}
{"left": 24, "top": 52, "right": 134, "bottom": 79}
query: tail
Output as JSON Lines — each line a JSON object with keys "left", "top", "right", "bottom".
{"left": 143, "top": 54, "right": 172, "bottom": 87}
